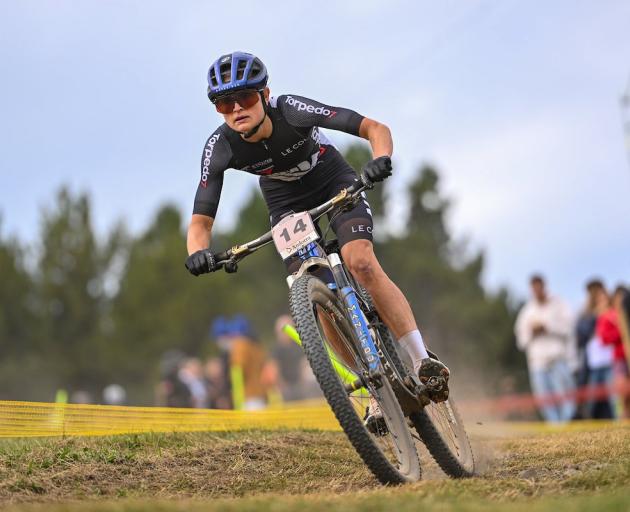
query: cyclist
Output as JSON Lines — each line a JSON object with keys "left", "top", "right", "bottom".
{"left": 185, "top": 51, "right": 450, "bottom": 409}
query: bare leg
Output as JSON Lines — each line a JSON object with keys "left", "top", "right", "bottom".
{"left": 340, "top": 239, "right": 416, "bottom": 339}
{"left": 341, "top": 239, "right": 450, "bottom": 402}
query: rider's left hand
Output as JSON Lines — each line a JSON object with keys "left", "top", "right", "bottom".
{"left": 362, "top": 156, "right": 392, "bottom": 183}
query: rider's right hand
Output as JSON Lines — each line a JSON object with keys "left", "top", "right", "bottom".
{"left": 185, "top": 249, "right": 218, "bottom": 276}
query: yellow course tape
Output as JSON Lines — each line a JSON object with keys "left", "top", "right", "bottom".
{"left": 2, "top": 397, "right": 627, "bottom": 440}
{"left": 0, "top": 400, "right": 341, "bottom": 438}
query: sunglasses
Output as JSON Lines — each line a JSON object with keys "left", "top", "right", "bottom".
{"left": 212, "top": 90, "right": 262, "bottom": 114}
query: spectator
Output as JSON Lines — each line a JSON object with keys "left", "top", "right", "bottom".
{"left": 228, "top": 314, "right": 268, "bottom": 410}
{"left": 584, "top": 284, "right": 616, "bottom": 419}
{"left": 208, "top": 316, "right": 235, "bottom": 409}
{"left": 264, "top": 315, "right": 309, "bottom": 402}
{"left": 515, "top": 274, "right": 575, "bottom": 423}
{"left": 178, "top": 357, "right": 209, "bottom": 408}
{"left": 103, "top": 384, "right": 127, "bottom": 406}
{"left": 602, "top": 285, "right": 630, "bottom": 418}
{"left": 616, "top": 285, "right": 630, "bottom": 418}
{"left": 156, "top": 349, "right": 192, "bottom": 407}
{"left": 575, "top": 279, "right": 610, "bottom": 418}
{"left": 204, "top": 356, "right": 232, "bottom": 409}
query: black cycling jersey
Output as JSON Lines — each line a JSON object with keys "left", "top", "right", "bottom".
{"left": 193, "top": 94, "right": 365, "bottom": 218}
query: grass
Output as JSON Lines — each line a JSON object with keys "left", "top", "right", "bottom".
{"left": 0, "top": 423, "right": 628, "bottom": 511}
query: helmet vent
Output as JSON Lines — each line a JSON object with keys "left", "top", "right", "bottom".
{"left": 208, "top": 67, "right": 219, "bottom": 88}
{"left": 236, "top": 60, "right": 248, "bottom": 81}
{"left": 251, "top": 60, "right": 263, "bottom": 79}
{"left": 219, "top": 61, "right": 232, "bottom": 84}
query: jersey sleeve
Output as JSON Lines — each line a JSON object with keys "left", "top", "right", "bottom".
{"left": 192, "top": 127, "right": 233, "bottom": 218}
{"left": 276, "top": 94, "right": 364, "bottom": 136}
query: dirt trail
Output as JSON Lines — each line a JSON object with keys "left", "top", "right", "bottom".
{"left": 0, "top": 423, "right": 628, "bottom": 507}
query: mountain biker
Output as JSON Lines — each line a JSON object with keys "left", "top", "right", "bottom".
{"left": 184, "top": 51, "right": 450, "bottom": 410}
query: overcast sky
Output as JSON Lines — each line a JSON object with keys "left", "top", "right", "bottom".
{"left": 1, "top": 0, "right": 629, "bottom": 307}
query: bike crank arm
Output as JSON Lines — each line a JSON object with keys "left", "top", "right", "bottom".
{"left": 394, "top": 375, "right": 431, "bottom": 413}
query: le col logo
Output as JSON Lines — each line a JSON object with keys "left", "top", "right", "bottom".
{"left": 280, "top": 137, "right": 308, "bottom": 157}
{"left": 285, "top": 96, "right": 337, "bottom": 118}
{"left": 351, "top": 225, "right": 373, "bottom": 234}
{"left": 201, "top": 134, "right": 221, "bottom": 187}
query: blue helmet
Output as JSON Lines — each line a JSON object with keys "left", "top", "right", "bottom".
{"left": 230, "top": 314, "right": 256, "bottom": 339}
{"left": 210, "top": 316, "right": 231, "bottom": 338}
{"left": 207, "top": 51, "right": 268, "bottom": 102}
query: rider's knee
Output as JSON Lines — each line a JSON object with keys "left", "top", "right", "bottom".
{"left": 342, "top": 240, "right": 380, "bottom": 283}
{"left": 347, "top": 252, "right": 377, "bottom": 283}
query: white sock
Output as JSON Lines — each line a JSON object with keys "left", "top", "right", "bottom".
{"left": 398, "top": 330, "right": 429, "bottom": 372}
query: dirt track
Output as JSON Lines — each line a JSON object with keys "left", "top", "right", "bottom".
{"left": 0, "top": 422, "right": 628, "bottom": 510}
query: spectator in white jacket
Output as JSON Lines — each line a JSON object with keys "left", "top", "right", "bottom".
{"left": 515, "top": 275, "right": 575, "bottom": 423}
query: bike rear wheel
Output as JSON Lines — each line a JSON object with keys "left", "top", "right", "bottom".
{"left": 412, "top": 397, "right": 475, "bottom": 477}
{"left": 289, "top": 274, "right": 421, "bottom": 484}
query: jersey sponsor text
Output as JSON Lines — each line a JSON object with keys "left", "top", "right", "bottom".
{"left": 201, "top": 133, "right": 221, "bottom": 188}
{"left": 285, "top": 96, "right": 337, "bottom": 118}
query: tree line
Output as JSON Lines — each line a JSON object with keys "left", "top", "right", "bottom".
{"left": 0, "top": 144, "right": 526, "bottom": 404}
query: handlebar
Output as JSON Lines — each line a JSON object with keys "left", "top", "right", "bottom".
{"left": 213, "top": 178, "right": 369, "bottom": 270}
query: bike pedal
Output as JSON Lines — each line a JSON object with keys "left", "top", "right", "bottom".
{"left": 418, "top": 358, "right": 450, "bottom": 404}
{"left": 424, "top": 376, "right": 449, "bottom": 403}
{"left": 364, "top": 406, "right": 389, "bottom": 437}
{"left": 365, "top": 414, "right": 389, "bottom": 437}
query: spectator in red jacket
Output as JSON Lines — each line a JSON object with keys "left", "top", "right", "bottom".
{"left": 595, "top": 287, "right": 628, "bottom": 418}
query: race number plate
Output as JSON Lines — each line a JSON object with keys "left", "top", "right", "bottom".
{"left": 271, "top": 211, "right": 319, "bottom": 260}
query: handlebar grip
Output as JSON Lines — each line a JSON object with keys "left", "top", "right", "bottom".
{"left": 214, "top": 250, "right": 230, "bottom": 264}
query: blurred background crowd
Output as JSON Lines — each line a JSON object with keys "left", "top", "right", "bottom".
{"left": 56, "top": 269, "right": 630, "bottom": 425}
{"left": 155, "top": 314, "right": 321, "bottom": 411}
{"left": 515, "top": 275, "right": 630, "bottom": 423}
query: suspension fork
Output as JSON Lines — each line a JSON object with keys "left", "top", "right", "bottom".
{"left": 327, "top": 253, "right": 380, "bottom": 372}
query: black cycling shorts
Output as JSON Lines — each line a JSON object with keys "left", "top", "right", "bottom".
{"left": 265, "top": 167, "right": 374, "bottom": 250}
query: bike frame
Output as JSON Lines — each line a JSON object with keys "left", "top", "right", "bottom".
{"left": 213, "top": 182, "right": 429, "bottom": 414}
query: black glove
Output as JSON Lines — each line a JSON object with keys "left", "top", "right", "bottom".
{"left": 362, "top": 156, "right": 392, "bottom": 184}
{"left": 185, "top": 249, "right": 218, "bottom": 276}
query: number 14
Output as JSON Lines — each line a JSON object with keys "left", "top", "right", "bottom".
{"left": 280, "top": 218, "right": 308, "bottom": 242}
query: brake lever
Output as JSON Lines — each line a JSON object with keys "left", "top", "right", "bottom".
{"left": 340, "top": 193, "right": 363, "bottom": 212}
{"left": 223, "top": 259, "right": 238, "bottom": 274}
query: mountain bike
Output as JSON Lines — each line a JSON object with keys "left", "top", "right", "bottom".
{"left": 210, "top": 177, "right": 475, "bottom": 484}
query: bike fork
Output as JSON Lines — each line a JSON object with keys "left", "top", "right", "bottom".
{"left": 327, "top": 253, "right": 380, "bottom": 373}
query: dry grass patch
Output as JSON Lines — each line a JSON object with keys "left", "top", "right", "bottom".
{"left": 0, "top": 423, "right": 628, "bottom": 510}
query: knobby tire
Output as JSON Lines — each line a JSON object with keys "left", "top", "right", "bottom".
{"left": 289, "top": 274, "right": 421, "bottom": 484}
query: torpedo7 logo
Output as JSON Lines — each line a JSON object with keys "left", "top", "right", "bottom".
{"left": 200, "top": 133, "right": 221, "bottom": 188}
{"left": 285, "top": 96, "right": 337, "bottom": 118}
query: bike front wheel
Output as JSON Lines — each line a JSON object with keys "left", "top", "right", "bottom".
{"left": 289, "top": 274, "right": 421, "bottom": 484}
